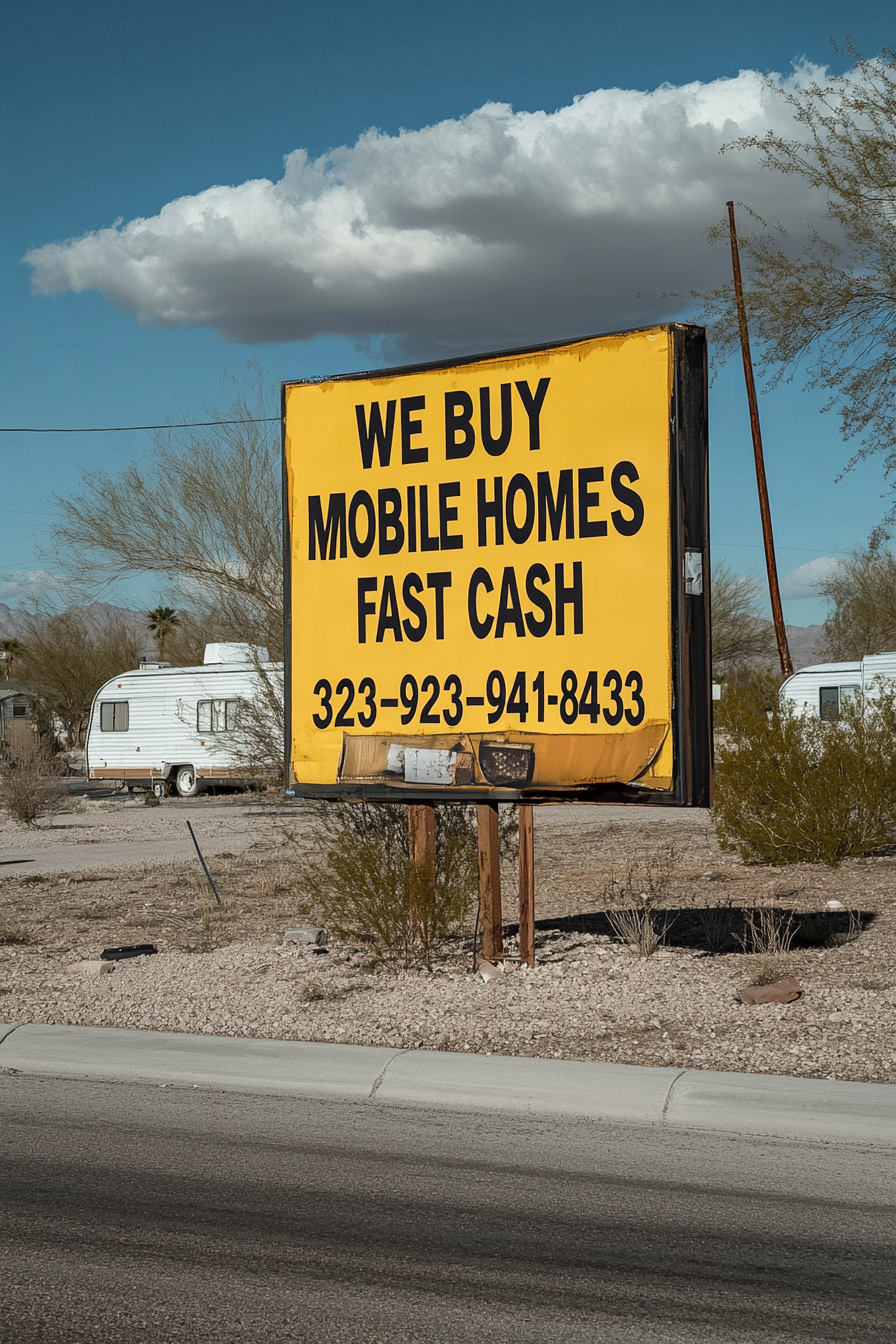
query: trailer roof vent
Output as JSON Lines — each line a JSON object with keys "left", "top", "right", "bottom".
{"left": 139, "top": 658, "right": 171, "bottom": 670}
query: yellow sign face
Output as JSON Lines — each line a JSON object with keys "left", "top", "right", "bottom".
{"left": 284, "top": 325, "right": 708, "bottom": 799}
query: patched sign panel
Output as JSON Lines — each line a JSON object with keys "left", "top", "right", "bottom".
{"left": 282, "top": 323, "right": 710, "bottom": 804}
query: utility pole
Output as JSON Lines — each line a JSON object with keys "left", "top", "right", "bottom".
{"left": 726, "top": 201, "right": 793, "bottom": 678}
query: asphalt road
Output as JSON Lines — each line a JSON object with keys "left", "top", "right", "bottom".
{"left": 1, "top": 1075, "right": 893, "bottom": 1343}
{"left": 0, "top": 799, "right": 690, "bottom": 877}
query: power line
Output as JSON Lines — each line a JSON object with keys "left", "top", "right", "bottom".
{"left": 0, "top": 418, "right": 279, "bottom": 433}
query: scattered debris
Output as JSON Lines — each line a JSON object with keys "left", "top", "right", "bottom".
{"left": 826, "top": 899, "right": 845, "bottom": 910}
{"left": 476, "top": 958, "right": 503, "bottom": 983}
{"left": 284, "top": 926, "right": 328, "bottom": 947}
{"left": 100, "top": 944, "right": 158, "bottom": 961}
{"left": 2, "top": 799, "right": 894, "bottom": 1083}
{"left": 70, "top": 960, "right": 114, "bottom": 976}
{"left": 736, "top": 976, "right": 804, "bottom": 1005}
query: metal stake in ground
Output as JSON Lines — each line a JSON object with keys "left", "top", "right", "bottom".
{"left": 477, "top": 803, "right": 503, "bottom": 963}
{"left": 518, "top": 804, "right": 535, "bottom": 967}
{"left": 185, "top": 821, "right": 222, "bottom": 906}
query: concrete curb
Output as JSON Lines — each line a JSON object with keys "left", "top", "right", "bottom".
{"left": 1, "top": 1023, "right": 894, "bottom": 1145}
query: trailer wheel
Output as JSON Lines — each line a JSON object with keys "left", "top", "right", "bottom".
{"left": 175, "top": 765, "right": 204, "bottom": 798}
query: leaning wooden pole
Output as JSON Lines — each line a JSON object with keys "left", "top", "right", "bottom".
{"left": 726, "top": 201, "right": 793, "bottom": 678}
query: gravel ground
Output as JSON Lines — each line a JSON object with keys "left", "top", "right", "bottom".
{"left": 0, "top": 792, "right": 267, "bottom": 863}
{"left": 1, "top": 795, "right": 894, "bottom": 1083}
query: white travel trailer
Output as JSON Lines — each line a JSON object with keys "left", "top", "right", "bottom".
{"left": 85, "top": 644, "right": 282, "bottom": 795}
{"left": 779, "top": 651, "right": 896, "bottom": 721}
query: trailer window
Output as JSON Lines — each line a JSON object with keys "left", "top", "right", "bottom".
{"left": 819, "top": 687, "right": 840, "bottom": 720}
{"left": 99, "top": 701, "right": 129, "bottom": 732}
{"left": 197, "top": 699, "right": 240, "bottom": 732}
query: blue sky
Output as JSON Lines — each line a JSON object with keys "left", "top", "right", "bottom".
{"left": 2, "top": 0, "right": 894, "bottom": 622}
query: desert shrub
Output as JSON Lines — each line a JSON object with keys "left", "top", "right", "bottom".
{"left": 294, "top": 802, "right": 510, "bottom": 969}
{"left": 713, "top": 668, "right": 783, "bottom": 737}
{"left": 747, "top": 954, "right": 789, "bottom": 986}
{"left": 600, "top": 849, "right": 678, "bottom": 956}
{"left": 713, "top": 685, "right": 896, "bottom": 866}
{"left": 826, "top": 908, "right": 865, "bottom": 947}
{"left": 0, "top": 735, "right": 68, "bottom": 827}
{"left": 738, "top": 904, "right": 796, "bottom": 955}
{"left": 693, "top": 903, "right": 740, "bottom": 954}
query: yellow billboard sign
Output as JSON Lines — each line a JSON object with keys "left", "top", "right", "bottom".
{"left": 283, "top": 324, "right": 710, "bottom": 804}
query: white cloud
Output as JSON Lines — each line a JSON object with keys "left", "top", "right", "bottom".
{"left": 25, "top": 65, "right": 827, "bottom": 353}
{"left": 0, "top": 581, "right": 24, "bottom": 605}
{"left": 0, "top": 570, "right": 75, "bottom": 608}
{"left": 780, "top": 557, "right": 841, "bottom": 601}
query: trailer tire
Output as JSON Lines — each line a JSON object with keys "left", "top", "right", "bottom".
{"left": 175, "top": 765, "right": 204, "bottom": 798}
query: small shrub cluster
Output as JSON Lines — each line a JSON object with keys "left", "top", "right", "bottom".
{"left": 0, "top": 734, "right": 68, "bottom": 828}
{"left": 293, "top": 802, "right": 515, "bottom": 970}
{"left": 600, "top": 849, "right": 678, "bottom": 957}
{"left": 748, "top": 954, "right": 789, "bottom": 986}
{"left": 738, "top": 904, "right": 796, "bottom": 956}
{"left": 713, "top": 683, "right": 896, "bottom": 866}
{"left": 692, "top": 903, "right": 739, "bottom": 954}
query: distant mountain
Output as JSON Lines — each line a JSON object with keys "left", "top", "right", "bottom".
{"left": 0, "top": 601, "right": 831, "bottom": 672}
{"left": 0, "top": 602, "right": 153, "bottom": 649}
{"left": 785, "top": 625, "right": 825, "bottom": 670}
{"left": 0, "top": 604, "right": 30, "bottom": 639}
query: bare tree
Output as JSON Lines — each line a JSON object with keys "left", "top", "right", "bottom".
{"left": 48, "top": 366, "right": 282, "bottom": 657}
{"left": 228, "top": 660, "right": 285, "bottom": 785}
{"left": 0, "top": 638, "right": 24, "bottom": 679}
{"left": 17, "top": 611, "right": 143, "bottom": 746}
{"left": 711, "top": 562, "right": 776, "bottom": 678}
{"left": 817, "top": 545, "right": 896, "bottom": 657}
{"left": 697, "top": 45, "right": 896, "bottom": 524}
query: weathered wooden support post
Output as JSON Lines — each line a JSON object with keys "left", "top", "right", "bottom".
{"left": 408, "top": 803, "right": 436, "bottom": 928}
{"left": 518, "top": 803, "right": 534, "bottom": 966}
{"left": 477, "top": 802, "right": 503, "bottom": 962}
{"left": 409, "top": 803, "right": 436, "bottom": 876}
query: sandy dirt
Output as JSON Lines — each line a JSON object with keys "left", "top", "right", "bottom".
{"left": 1, "top": 794, "right": 894, "bottom": 1083}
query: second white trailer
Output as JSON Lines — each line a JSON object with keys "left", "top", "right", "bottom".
{"left": 779, "top": 651, "right": 896, "bottom": 720}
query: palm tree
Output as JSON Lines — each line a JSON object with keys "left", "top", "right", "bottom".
{"left": 0, "top": 638, "right": 24, "bottom": 679}
{"left": 146, "top": 607, "right": 180, "bottom": 661}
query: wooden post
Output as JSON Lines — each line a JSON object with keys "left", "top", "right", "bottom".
{"left": 408, "top": 803, "right": 436, "bottom": 927}
{"left": 409, "top": 803, "right": 436, "bottom": 875}
{"left": 477, "top": 803, "right": 503, "bottom": 962}
{"left": 518, "top": 803, "right": 534, "bottom": 966}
